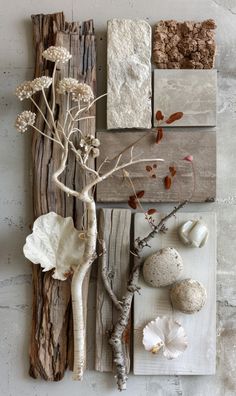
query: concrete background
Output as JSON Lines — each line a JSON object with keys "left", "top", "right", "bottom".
{"left": 0, "top": 0, "right": 236, "bottom": 395}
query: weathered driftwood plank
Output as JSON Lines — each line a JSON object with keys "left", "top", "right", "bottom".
{"left": 133, "top": 212, "right": 216, "bottom": 375}
{"left": 96, "top": 130, "right": 216, "bottom": 203}
{"left": 95, "top": 209, "right": 131, "bottom": 372}
{"left": 30, "top": 13, "right": 96, "bottom": 380}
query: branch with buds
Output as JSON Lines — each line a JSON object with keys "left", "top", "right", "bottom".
{"left": 15, "top": 46, "right": 164, "bottom": 381}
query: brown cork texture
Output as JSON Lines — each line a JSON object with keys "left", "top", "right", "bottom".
{"left": 153, "top": 19, "right": 216, "bottom": 69}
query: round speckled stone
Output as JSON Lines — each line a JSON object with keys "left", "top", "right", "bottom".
{"left": 170, "top": 278, "right": 207, "bottom": 314}
{"left": 142, "top": 247, "right": 183, "bottom": 287}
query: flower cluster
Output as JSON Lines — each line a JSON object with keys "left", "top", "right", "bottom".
{"left": 31, "top": 76, "right": 52, "bottom": 92}
{"left": 78, "top": 135, "right": 100, "bottom": 158}
{"left": 72, "top": 83, "right": 94, "bottom": 103}
{"left": 42, "top": 46, "right": 72, "bottom": 63}
{"left": 15, "top": 81, "right": 35, "bottom": 101}
{"left": 15, "top": 76, "right": 52, "bottom": 101}
{"left": 57, "top": 78, "right": 79, "bottom": 94}
{"left": 15, "top": 111, "right": 36, "bottom": 133}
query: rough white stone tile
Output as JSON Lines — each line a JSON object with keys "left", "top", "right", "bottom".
{"left": 153, "top": 69, "right": 217, "bottom": 127}
{"left": 107, "top": 19, "right": 152, "bottom": 129}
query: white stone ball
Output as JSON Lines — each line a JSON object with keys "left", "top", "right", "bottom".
{"left": 170, "top": 278, "right": 207, "bottom": 314}
{"left": 143, "top": 247, "right": 183, "bottom": 287}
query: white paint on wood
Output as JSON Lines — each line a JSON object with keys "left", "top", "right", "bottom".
{"left": 133, "top": 212, "right": 216, "bottom": 375}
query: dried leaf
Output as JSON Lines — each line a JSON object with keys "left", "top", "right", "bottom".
{"left": 156, "top": 110, "right": 164, "bottom": 121}
{"left": 147, "top": 208, "right": 157, "bottom": 215}
{"left": 183, "top": 155, "right": 193, "bottom": 162}
{"left": 146, "top": 165, "right": 152, "bottom": 172}
{"left": 156, "top": 127, "right": 163, "bottom": 144}
{"left": 165, "top": 112, "right": 183, "bottom": 124}
{"left": 136, "top": 190, "right": 145, "bottom": 199}
{"left": 128, "top": 199, "right": 137, "bottom": 209}
{"left": 169, "top": 166, "right": 177, "bottom": 177}
{"left": 164, "top": 175, "right": 172, "bottom": 190}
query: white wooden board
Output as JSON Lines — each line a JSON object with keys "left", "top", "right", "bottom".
{"left": 133, "top": 212, "right": 216, "bottom": 375}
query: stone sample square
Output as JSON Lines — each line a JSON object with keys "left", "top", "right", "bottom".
{"left": 153, "top": 69, "right": 217, "bottom": 127}
{"left": 133, "top": 212, "right": 216, "bottom": 375}
{"left": 153, "top": 19, "right": 216, "bottom": 69}
{"left": 107, "top": 19, "right": 152, "bottom": 129}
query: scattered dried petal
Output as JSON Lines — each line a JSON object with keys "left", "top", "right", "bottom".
{"left": 169, "top": 166, "right": 177, "bottom": 177}
{"left": 146, "top": 165, "right": 152, "bottom": 172}
{"left": 165, "top": 112, "right": 184, "bottom": 124}
{"left": 164, "top": 175, "right": 172, "bottom": 190}
{"left": 152, "top": 174, "right": 157, "bottom": 179}
{"left": 147, "top": 208, "right": 157, "bottom": 215}
{"left": 153, "top": 164, "right": 157, "bottom": 169}
{"left": 128, "top": 200, "right": 137, "bottom": 209}
{"left": 156, "top": 127, "right": 163, "bottom": 144}
{"left": 183, "top": 155, "right": 193, "bottom": 162}
{"left": 156, "top": 110, "right": 164, "bottom": 121}
{"left": 136, "top": 190, "right": 145, "bottom": 199}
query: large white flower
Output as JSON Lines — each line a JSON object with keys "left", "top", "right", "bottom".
{"left": 42, "top": 46, "right": 72, "bottom": 63}
{"left": 15, "top": 111, "right": 36, "bottom": 133}
{"left": 15, "top": 81, "right": 35, "bottom": 101}
{"left": 72, "top": 83, "right": 94, "bottom": 103}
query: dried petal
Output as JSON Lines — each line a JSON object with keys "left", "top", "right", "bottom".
{"left": 156, "top": 127, "right": 163, "bottom": 144}
{"left": 147, "top": 208, "right": 157, "bottom": 215}
{"left": 128, "top": 200, "right": 137, "bottom": 209}
{"left": 164, "top": 175, "right": 172, "bottom": 190}
{"left": 153, "top": 164, "right": 157, "bottom": 169}
{"left": 152, "top": 174, "right": 157, "bottom": 179}
{"left": 146, "top": 165, "right": 152, "bottom": 172}
{"left": 136, "top": 190, "right": 145, "bottom": 199}
{"left": 169, "top": 166, "right": 177, "bottom": 177}
{"left": 166, "top": 112, "right": 184, "bottom": 124}
{"left": 183, "top": 155, "right": 193, "bottom": 162}
{"left": 156, "top": 110, "right": 164, "bottom": 121}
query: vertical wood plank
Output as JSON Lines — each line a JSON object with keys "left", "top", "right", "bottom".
{"left": 95, "top": 209, "right": 131, "bottom": 372}
{"left": 30, "top": 13, "right": 96, "bottom": 380}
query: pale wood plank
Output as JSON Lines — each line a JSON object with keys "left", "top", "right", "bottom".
{"left": 30, "top": 14, "right": 96, "bottom": 380}
{"left": 133, "top": 212, "right": 216, "bottom": 375}
{"left": 96, "top": 130, "right": 216, "bottom": 203}
{"left": 95, "top": 209, "right": 131, "bottom": 372}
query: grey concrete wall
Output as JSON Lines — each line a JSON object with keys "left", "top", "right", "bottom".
{"left": 0, "top": 0, "right": 236, "bottom": 395}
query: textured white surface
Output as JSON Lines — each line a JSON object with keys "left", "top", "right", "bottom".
{"left": 1, "top": 0, "right": 236, "bottom": 395}
{"left": 153, "top": 69, "right": 217, "bottom": 127}
{"left": 134, "top": 212, "right": 216, "bottom": 375}
{"left": 107, "top": 19, "right": 152, "bottom": 129}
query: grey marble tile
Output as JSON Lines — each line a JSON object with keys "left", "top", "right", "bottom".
{"left": 153, "top": 69, "right": 217, "bottom": 127}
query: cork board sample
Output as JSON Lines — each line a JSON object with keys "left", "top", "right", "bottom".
{"left": 153, "top": 19, "right": 216, "bottom": 69}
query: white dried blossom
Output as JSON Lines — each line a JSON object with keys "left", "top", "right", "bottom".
{"left": 72, "top": 83, "right": 94, "bottom": 103}
{"left": 57, "top": 78, "right": 79, "bottom": 94}
{"left": 31, "top": 76, "right": 52, "bottom": 92}
{"left": 42, "top": 46, "right": 72, "bottom": 63}
{"left": 15, "top": 81, "right": 35, "bottom": 101}
{"left": 91, "top": 147, "right": 100, "bottom": 158}
{"left": 91, "top": 138, "right": 100, "bottom": 147}
{"left": 15, "top": 111, "right": 36, "bottom": 133}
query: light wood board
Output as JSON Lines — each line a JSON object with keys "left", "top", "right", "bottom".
{"left": 96, "top": 130, "right": 216, "bottom": 203}
{"left": 95, "top": 209, "right": 131, "bottom": 372}
{"left": 133, "top": 212, "right": 216, "bottom": 375}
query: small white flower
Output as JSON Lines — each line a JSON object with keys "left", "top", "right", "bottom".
{"left": 31, "top": 76, "right": 52, "bottom": 92}
{"left": 91, "top": 138, "right": 100, "bottom": 147}
{"left": 57, "top": 78, "right": 79, "bottom": 94}
{"left": 91, "top": 147, "right": 100, "bottom": 158}
{"left": 72, "top": 83, "right": 94, "bottom": 103}
{"left": 42, "top": 46, "right": 72, "bottom": 63}
{"left": 15, "top": 111, "right": 36, "bottom": 133}
{"left": 15, "top": 81, "right": 35, "bottom": 101}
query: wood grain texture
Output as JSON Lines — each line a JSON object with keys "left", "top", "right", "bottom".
{"left": 96, "top": 130, "right": 216, "bottom": 203}
{"left": 133, "top": 212, "right": 216, "bottom": 375}
{"left": 30, "top": 13, "right": 96, "bottom": 380}
{"left": 95, "top": 209, "right": 131, "bottom": 372}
